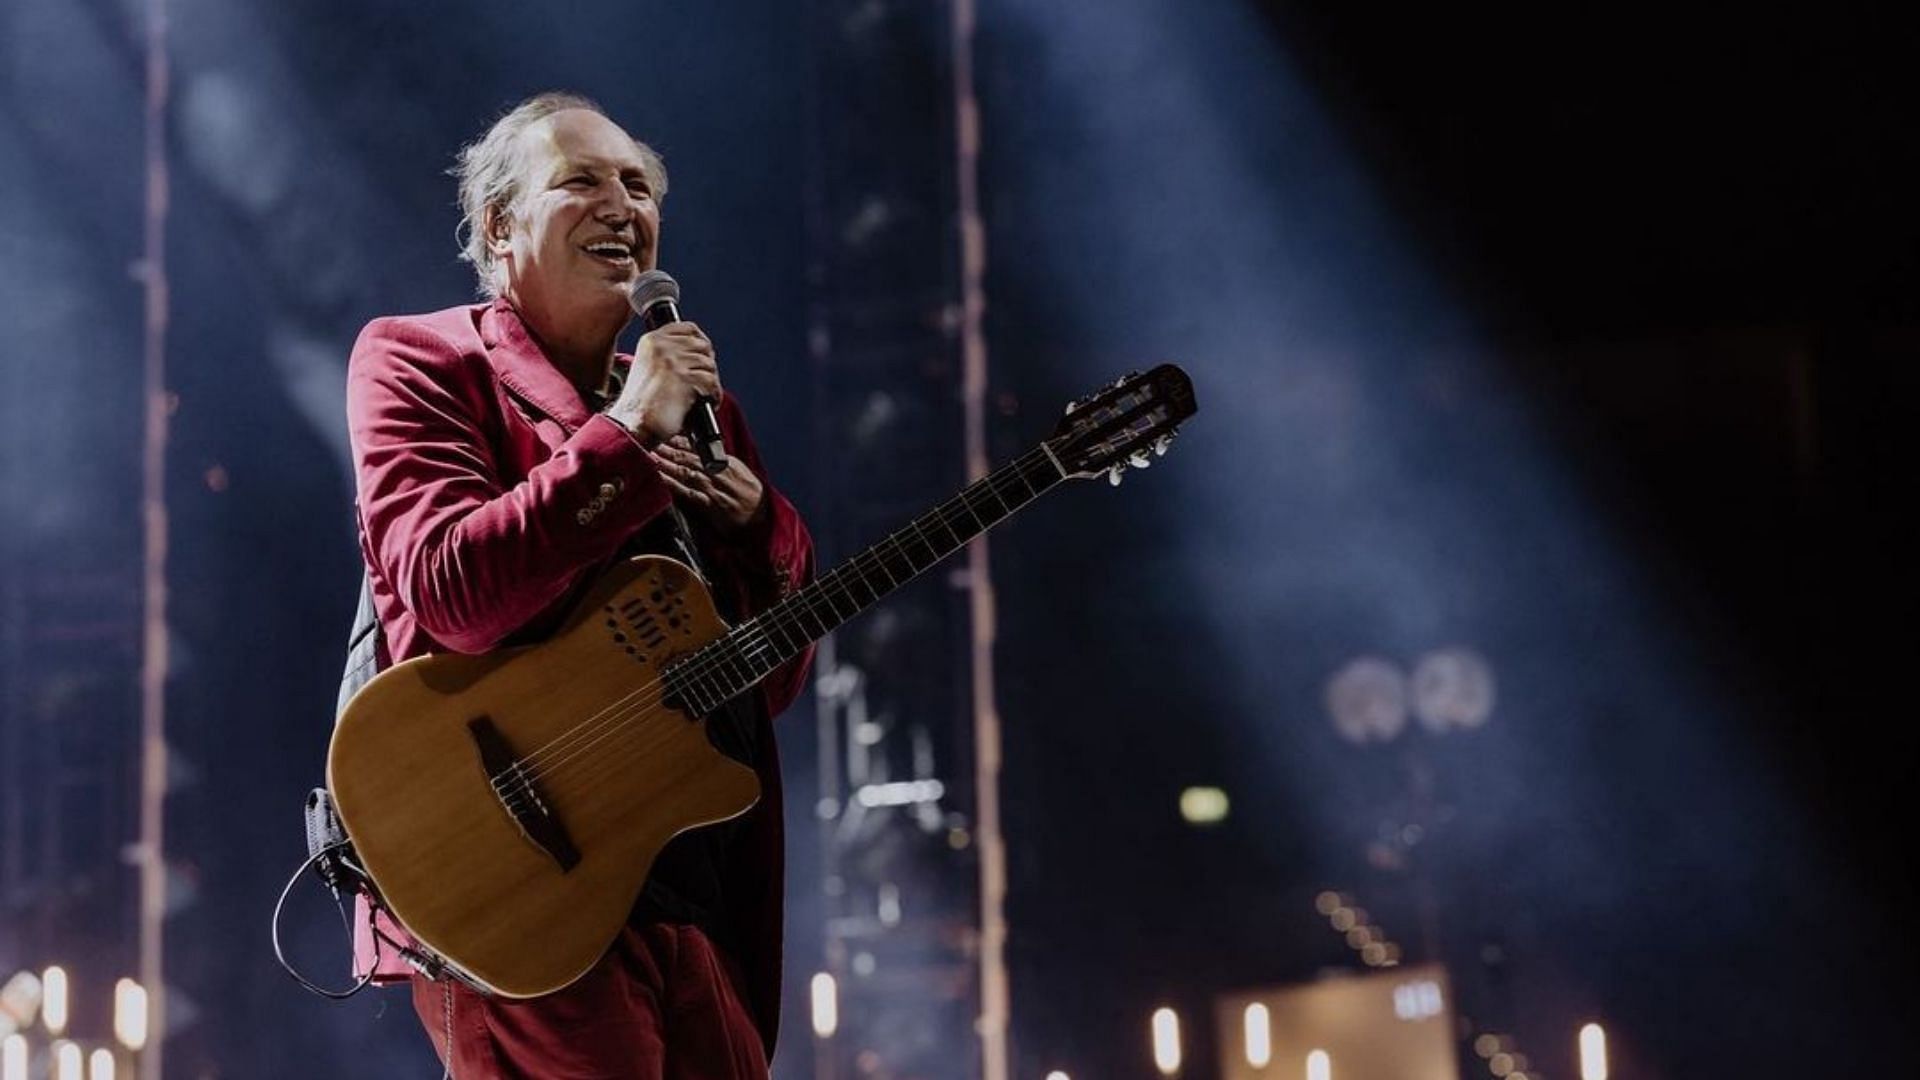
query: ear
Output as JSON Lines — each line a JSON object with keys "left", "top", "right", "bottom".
{"left": 483, "top": 203, "right": 513, "bottom": 258}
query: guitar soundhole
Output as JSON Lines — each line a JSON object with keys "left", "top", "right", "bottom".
{"left": 602, "top": 574, "right": 695, "bottom": 664}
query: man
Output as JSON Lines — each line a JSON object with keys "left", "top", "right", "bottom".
{"left": 344, "top": 91, "right": 813, "bottom": 1078}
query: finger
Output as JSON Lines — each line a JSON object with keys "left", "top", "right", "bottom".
{"left": 657, "top": 451, "right": 710, "bottom": 485}
{"left": 657, "top": 471, "right": 696, "bottom": 501}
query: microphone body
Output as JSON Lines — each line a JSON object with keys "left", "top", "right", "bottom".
{"left": 627, "top": 270, "right": 727, "bottom": 474}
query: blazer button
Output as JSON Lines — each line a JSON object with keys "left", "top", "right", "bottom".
{"left": 599, "top": 482, "right": 617, "bottom": 500}
{"left": 577, "top": 509, "right": 593, "bottom": 525}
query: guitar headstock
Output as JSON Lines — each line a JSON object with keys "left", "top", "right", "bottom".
{"left": 1048, "top": 364, "right": 1198, "bottom": 485}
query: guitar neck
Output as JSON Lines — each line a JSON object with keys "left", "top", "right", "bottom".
{"left": 665, "top": 441, "right": 1068, "bottom": 715}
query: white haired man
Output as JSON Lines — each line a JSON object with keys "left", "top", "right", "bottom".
{"left": 343, "top": 91, "right": 813, "bottom": 1078}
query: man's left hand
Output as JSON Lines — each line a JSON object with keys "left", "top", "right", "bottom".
{"left": 651, "top": 436, "right": 766, "bottom": 533}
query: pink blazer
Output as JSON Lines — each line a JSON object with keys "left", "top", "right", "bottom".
{"left": 343, "top": 298, "right": 813, "bottom": 1049}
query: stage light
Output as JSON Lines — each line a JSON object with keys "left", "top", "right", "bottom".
{"left": 1579, "top": 1023, "right": 1608, "bottom": 1080}
{"left": 88, "top": 1049, "right": 114, "bottom": 1080}
{"left": 854, "top": 779, "right": 945, "bottom": 808}
{"left": 1313, "top": 891, "right": 1347, "bottom": 915}
{"left": 1410, "top": 647, "right": 1496, "bottom": 732}
{"left": 3, "top": 1035, "right": 26, "bottom": 1080}
{"left": 810, "top": 973, "right": 838, "bottom": 1038}
{"left": 1243, "top": 1002, "right": 1271, "bottom": 1068}
{"left": 54, "top": 1040, "right": 81, "bottom": 1080}
{"left": 1489, "top": 1052, "right": 1514, "bottom": 1076}
{"left": 1306, "top": 1048, "right": 1331, "bottom": 1080}
{"left": 41, "top": 968, "right": 68, "bottom": 1036}
{"left": 1393, "top": 980, "right": 1443, "bottom": 1020}
{"left": 1045, "top": 1072, "right": 1070, "bottom": 1080}
{"left": 1, "top": 971, "right": 42, "bottom": 1033}
{"left": 1327, "top": 658, "right": 1408, "bottom": 744}
{"left": 1150, "top": 1007, "right": 1181, "bottom": 1075}
{"left": 1178, "top": 786, "right": 1229, "bottom": 825}
{"left": 113, "top": 979, "right": 148, "bottom": 1051}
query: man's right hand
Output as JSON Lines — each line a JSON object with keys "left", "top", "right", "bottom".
{"left": 608, "top": 322, "right": 720, "bottom": 446}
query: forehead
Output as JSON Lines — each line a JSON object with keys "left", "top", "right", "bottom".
{"left": 519, "top": 108, "right": 647, "bottom": 176}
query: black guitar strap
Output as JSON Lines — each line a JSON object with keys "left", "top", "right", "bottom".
{"left": 336, "top": 566, "right": 386, "bottom": 722}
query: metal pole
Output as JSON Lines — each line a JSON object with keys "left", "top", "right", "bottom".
{"left": 137, "top": 0, "right": 172, "bottom": 1076}
{"left": 948, "top": 3, "right": 1009, "bottom": 1079}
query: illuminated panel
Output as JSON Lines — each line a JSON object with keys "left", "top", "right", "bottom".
{"left": 1213, "top": 963, "right": 1458, "bottom": 1080}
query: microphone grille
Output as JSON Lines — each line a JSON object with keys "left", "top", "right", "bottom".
{"left": 627, "top": 269, "right": 681, "bottom": 315}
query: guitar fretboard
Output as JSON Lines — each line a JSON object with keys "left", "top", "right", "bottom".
{"left": 664, "top": 443, "right": 1066, "bottom": 715}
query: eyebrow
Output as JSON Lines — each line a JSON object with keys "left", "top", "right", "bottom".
{"left": 550, "top": 159, "right": 651, "bottom": 186}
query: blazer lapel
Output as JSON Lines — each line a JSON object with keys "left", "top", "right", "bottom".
{"left": 479, "top": 299, "right": 594, "bottom": 434}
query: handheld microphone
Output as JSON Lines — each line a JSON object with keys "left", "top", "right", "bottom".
{"left": 627, "top": 269, "right": 727, "bottom": 474}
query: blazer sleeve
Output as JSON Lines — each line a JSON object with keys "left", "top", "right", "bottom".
{"left": 347, "top": 316, "right": 675, "bottom": 654}
{"left": 694, "top": 394, "right": 817, "bottom": 718}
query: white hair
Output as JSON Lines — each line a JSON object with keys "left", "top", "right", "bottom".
{"left": 451, "top": 91, "right": 669, "bottom": 298}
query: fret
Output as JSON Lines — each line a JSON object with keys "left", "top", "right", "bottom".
{"left": 793, "top": 596, "right": 833, "bottom": 640}
{"left": 930, "top": 504, "right": 966, "bottom": 549}
{"left": 841, "top": 562, "right": 885, "bottom": 608}
{"left": 830, "top": 570, "right": 872, "bottom": 614}
{"left": 817, "top": 574, "right": 857, "bottom": 622}
{"left": 766, "top": 613, "right": 802, "bottom": 658}
{"left": 869, "top": 542, "right": 904, "bottom": 588}
{"left": 901, "top": 519, "right": 940, "bottom": 568}
{"left": 720, "top": 646, "right": 754, "bottom": 690}
{"left": 976, "top": 473, "right": 1014, "bottom": 518}
{"left": 955, "top": 488, "right": 989, "bottom": 531}
{"left": 1009, "top": 459, "right": 1041, "bottom": 499}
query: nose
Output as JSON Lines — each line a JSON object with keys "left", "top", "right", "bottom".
{"left": 593, "top": 182, "right": 631, "bottom": 225}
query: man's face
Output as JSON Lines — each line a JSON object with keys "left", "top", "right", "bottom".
{"left": 492, "top": 108, "right": 660, "bottom": 337}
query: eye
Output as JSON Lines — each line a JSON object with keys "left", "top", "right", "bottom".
{"left": 562, "top": 174, "right": 594, "bottom": 188}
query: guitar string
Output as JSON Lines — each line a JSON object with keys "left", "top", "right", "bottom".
{"left": 488, "top": 453, "right": 1052, "bottom": 818}
{"left": 490, "top": 394, "right": 1165, "bottom": 793}
{"left": 489, "top": 448, "right": 1052, "bottom": 807}
{"left": 486, "top": 449, "right": 1059, "bottom": 815}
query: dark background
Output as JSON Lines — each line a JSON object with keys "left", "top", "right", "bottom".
{"left": 1, "top": 0, "right": 1913, "bottom": 1076}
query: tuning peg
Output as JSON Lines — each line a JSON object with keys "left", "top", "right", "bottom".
{"left": 1107, "top": 465, "right": 1125, "bottom": 486}
{"left": 1128, "top": 450, "right": 1152, "bottom": 469}
{"left": 1153, "top": 435, "right": 1170, "bottom": 457}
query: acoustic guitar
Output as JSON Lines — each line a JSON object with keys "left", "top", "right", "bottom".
{"left": 327, "top": 364, "right": 1197, "bottom": 997}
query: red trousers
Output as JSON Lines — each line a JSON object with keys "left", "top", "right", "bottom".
{"left": 411, "top": 923, "right": 769, "bottom": 1080}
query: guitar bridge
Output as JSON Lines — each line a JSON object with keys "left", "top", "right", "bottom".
{"left": 467, "top": 715, "right": 581, "bottom": 873}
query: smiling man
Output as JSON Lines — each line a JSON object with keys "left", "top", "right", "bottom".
{"left": 342, "top": 91, "right": 814, "bottom": 1078}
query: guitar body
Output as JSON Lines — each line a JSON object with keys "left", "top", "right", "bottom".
{"left": 327, "top": 555, "right": 761, "bottom": 999}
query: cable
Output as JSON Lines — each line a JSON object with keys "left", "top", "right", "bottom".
{"left": 270, "top": 840, "right": 376, "bottom": 1000}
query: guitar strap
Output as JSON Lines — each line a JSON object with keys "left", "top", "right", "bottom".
{"left": 336, "top": 564, "right": 386, "bottom": 721}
